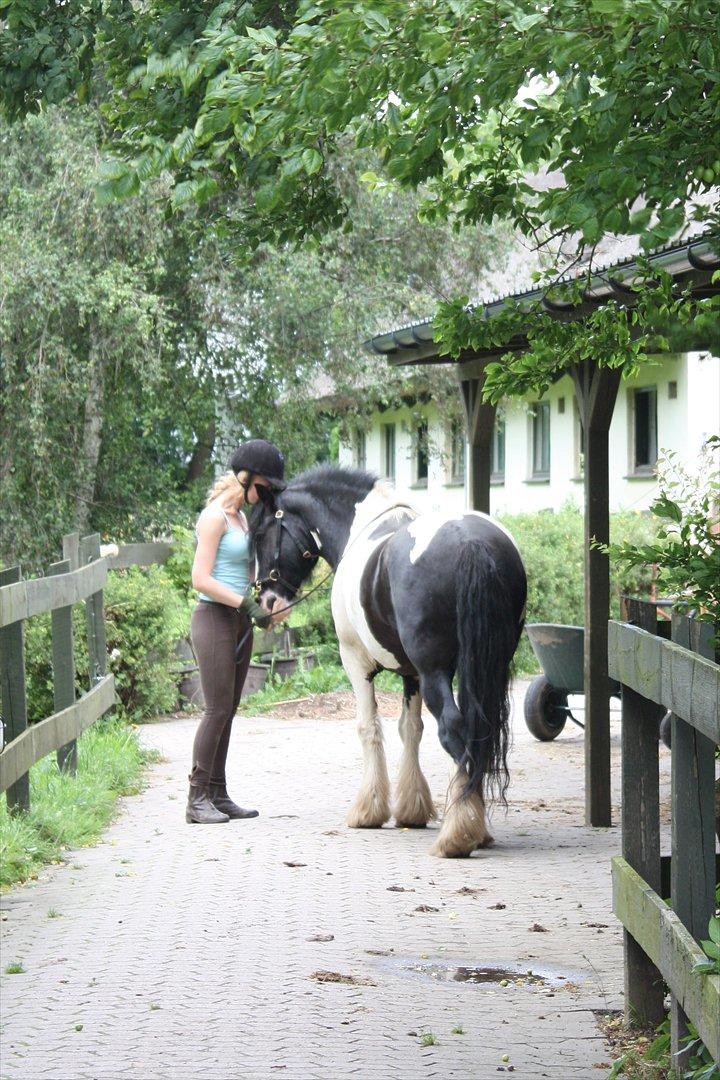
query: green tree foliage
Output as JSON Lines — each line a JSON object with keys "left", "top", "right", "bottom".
{"left": 2, "top": 1, "right": 717, "bottom": 400}
{"left": 0, "top": 104, "right": 505, "bottom": 568}
{"left": 0, "top": 107, "right": 218, "bottom": 568}
{"left": 603, "top": 438, "right": 720, "bottom": 634}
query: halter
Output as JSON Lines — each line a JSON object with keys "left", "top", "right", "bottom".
{"left": 256, "top": 509, "right": 324, "bottom": 597}
{"left": 236, "top": 501, "right": 417, "bottom": 662}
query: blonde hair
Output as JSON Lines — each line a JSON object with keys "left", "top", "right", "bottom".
{"left": 205, "top": 469, "right": 250, "bottom": 508}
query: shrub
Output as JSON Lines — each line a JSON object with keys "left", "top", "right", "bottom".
{"left": 23, "top": 565, "right": 190, "bottom": 726}
{"left": 500, "top": 505, "right": 658, "bottom": 673}
{"left": 105, "top": 566, "right": 190, "bottom": 721}
{"left": 288, "top": 566, "right": 336, "bottom": 646}
{"left": 163, "top": 524, "right": 197, "bottom": 604}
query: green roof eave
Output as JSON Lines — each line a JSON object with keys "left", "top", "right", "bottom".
{"left": 363, "top": 236, "right": 720, "bottom": 368}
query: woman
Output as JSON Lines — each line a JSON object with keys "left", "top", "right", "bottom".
{"left": 187, "top": 439, "right": 287, "bottom": 824}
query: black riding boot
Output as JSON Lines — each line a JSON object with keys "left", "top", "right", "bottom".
{"left": 208, "top": 782, "right": 259, "bottom": 820}
{"left": 186, "top": 783, "right": 230, "bottom": 824}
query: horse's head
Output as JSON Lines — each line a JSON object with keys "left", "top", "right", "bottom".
{"left": 250, "top": 484, "right": 322, "bottom": 615}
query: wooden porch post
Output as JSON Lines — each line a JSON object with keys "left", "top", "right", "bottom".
{"left": 570, "top": 360, "right": 621, "bottom": 827}
{"left": 457, "top": 360, "right": 496, "bottom": 513}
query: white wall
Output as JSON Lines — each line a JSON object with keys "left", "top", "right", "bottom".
{"left": 338, "top": 353, "right": 719, "bottom": 516}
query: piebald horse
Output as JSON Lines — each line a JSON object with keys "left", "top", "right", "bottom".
{"left": 251, "top": 467, "right": 527, "bottom": 857}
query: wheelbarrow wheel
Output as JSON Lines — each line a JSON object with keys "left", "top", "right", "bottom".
{"left": 524, "top": 676, "right": 568, "bottom": 741}
{"left": 659, "top": 710, "right": 672, "bottom": 749}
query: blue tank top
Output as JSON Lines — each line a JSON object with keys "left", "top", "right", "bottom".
{"left": 197, "top": 511, "right": 251, "bottom": 602}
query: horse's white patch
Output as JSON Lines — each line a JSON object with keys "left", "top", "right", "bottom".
{"left": 407, "top": 509, "right": 522, "bottom": 564}
{"left": 332, "top": 485, "right": 414, "bottom": 672}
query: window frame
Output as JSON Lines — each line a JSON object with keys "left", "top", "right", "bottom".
{"left": 382, "top": 422, "right": 396, "bottom": 482}
{"left": 354, "top": 428, "right": 367, "bottom": 470}
{"left": 412, "top": 418, "right": 429, "bottom": 488}
{"left": 629, "top": 385, "right": 658, "bottom": 475}
{"left": 529, "top": 400, "right": 551, "bottom": 480}
{"left": 490, "top": 417, "right": 506, "bottom": 484}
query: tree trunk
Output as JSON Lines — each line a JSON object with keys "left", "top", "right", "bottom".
{"left": 75, "top": 322, "right": 104, "bottom": 535}
{"left": 183, "top": 418, "right": 216, "bottom": 489}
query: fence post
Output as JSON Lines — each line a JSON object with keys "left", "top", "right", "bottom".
{"left": 50, "top": 559, "right": 77, "bottom": 774}
{"left": 63, "top": 532, "right": 80, "bottom": 572}
{"left": 79, "top": 534, "right": 107, "bottom": 690}
{"left": 669, "top": 612, "right": 716, "bottom": 1069}
{"left": 0, "top": 566, "right": 30, "bottom": 811}
{"left": 620, "top": 686, "right": 665, "bottom": 1026}
{"left": 619, "top": 598, "right": 666, "bottom": 1025}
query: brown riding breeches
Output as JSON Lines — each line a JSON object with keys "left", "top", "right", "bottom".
{"left": 189, "top": 601, "right": 253, "bottom": 786}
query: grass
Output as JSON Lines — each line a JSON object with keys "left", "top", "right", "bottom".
{"left": 4, "top": 962, "right": 24, "bottom": 974}
{"left": 0, "top": 718, "right": 156, "bottom": 891}
{"left": 419, "top": 1032, "right": 439, "bottom": 1047}
{"left": 238, "top": 646, "right": 535, "bottom": 716}
{"left": 239, "top": 643, "right": 427, "bottom": 714}
{"left": 599, "top": 1015, "right": 673, "bottom": 1079}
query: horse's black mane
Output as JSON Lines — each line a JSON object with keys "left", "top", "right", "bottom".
{"left": 249, "top": 464, "right": 377, "bottom": 536}
{"left": 286, "top": 464, "right": 377, "bottom": 508}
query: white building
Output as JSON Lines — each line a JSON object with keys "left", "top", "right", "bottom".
{"left": 337, "top": 351, "right": 719, "bottom": 515}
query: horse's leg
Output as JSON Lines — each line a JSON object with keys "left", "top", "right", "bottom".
{"left": 393, "top": 676, "right": 437, "bottom": 828}
{"left": 420, "top": 670, "right": 493, "bottom": 858}
{"left": 341, "top": 643, "right": 391, "bottom": 829}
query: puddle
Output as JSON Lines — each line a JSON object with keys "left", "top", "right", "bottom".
{"left": 373, "top": 955, "right": 579, "bottom": 990}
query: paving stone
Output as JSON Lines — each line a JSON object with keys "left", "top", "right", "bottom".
{"left": 0, "top": 683, "right": 670, "bottom": 1080}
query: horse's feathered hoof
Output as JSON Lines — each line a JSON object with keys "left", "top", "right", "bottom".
{"left": 347, "top": 790, "right": 391, "bottom": 829}
{"left": 393, "top": 788, "right": 438, "bottom": 829}
{"left": 428, "top": 778, "right": 492, "bottom": 857}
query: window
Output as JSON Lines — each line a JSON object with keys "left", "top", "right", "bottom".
{"left": 632, "top": 386, "right": 658, "bottom": 472}
{"left": 413, "top": 419, "right": 428, "bottom": 486}
{"left": 449, "top": 419, "right": 466, "bottom": 484}
{"left": 491, "top": 418, "right": 506, "bottom": 482}
{"left": 354, "top": 429, "right": 366, "bottom": 470}
{"left": 531, "top": 401, "right": 550, "bottom": 478}
{"left": 382, "top": 422, "right": 396, "bottom": 481}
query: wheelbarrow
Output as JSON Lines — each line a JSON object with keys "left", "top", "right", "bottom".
{"left": 523, "top": 624, "right": 621, "bottom": 741}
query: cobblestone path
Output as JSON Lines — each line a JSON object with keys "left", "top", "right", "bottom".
{"left": 1, "top": 683, "right": 667, "bottom": 1080}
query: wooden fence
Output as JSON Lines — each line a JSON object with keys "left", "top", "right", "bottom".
{"left": 0, "top": 534, "right": 171, "bottom": 812}
{"left": 609, "top": 602, "right": 719, "bottom": 1068}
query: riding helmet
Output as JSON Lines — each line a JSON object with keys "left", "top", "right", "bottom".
{"left": 230, "top": 439, "right": 286, "bottom": 490}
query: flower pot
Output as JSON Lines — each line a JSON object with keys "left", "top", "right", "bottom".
{"left": 241, "top": 661, "right": 271, "bottom": 698}
{"left": 179, "top": 667, "right": 204, "bottom": 709}
{"left": 259, "top": 654, "right": 299, "bottom": 679}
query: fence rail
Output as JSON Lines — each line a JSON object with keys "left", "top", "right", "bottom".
{"left": 608, "top": 606, "right": 719, "bottom": 1068}
{"left": 0, "top": 535, "right": 171, "bottom": 812}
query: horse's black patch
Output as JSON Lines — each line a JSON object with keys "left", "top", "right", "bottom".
{"left": 360, "top": 538, "right": 416, "bottom": 678}
{"left": 368, "top": 511, "right": 414, "bottom": 541}
{"left": 403, "top": 674, "right": 420, "bottom": 703}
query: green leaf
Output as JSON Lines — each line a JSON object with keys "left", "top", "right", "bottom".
{"left": 363, "top": 10, "right": 391, "bottom": 33}
{"left": 301, "top": 147, "right": 323, "bottom": 175}
{"left": 172, "top": 128, "right": 196, "bottom": 164}
{"left": 246, "top": 25, "right": 277, "bottom": 48}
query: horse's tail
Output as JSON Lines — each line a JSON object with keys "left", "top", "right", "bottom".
{"left": 455, "top": 538, "right": 521, "bottom": 804}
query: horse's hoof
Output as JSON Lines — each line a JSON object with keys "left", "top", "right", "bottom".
{"left": 394, "top": 819, "right": 427, "bottom": 829}
{"left": 477, "top": 833, "right": 494, "bottom": 848}
{"left": 428, "top": 838, "right": 474, "bottom": 858}
{"left": 347, "top": 805, "right": 390, "bottom": 829}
